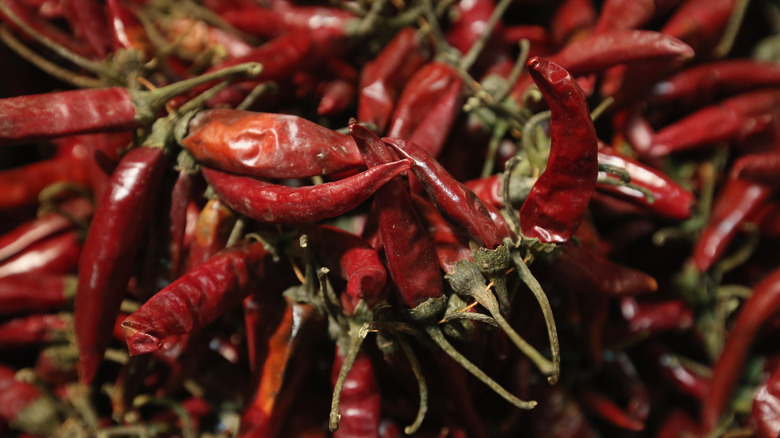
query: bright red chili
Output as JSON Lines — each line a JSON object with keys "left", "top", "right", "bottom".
{"left": 0, "top": 313, "right": 69, "bottom": 348}
{"left": 331, "top": 348, "right": 381, "bottom": 438}
{"left": 0, "top": 273, "right": 75, "bottom": 315}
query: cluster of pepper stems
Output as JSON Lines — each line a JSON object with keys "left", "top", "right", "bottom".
{"left": 1, "top": 0, "right": 780, "bottom": 436}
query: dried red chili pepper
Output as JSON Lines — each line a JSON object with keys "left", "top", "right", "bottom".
{"left": 304, "top": 225, "right": 387, "bottom": 310}
{"left": 331, "top": 348, "right": 381, "bottom": 438}
{"left": 0, "top": 364, "right": 59, "bottom": 437}
{"left": 179, "top": 109, "right": 363, "bottom": 179}
{"left": 644, "top": 340, "right": 710, "bottom": 400}
{"left": 518, "top": 57, "right": 598, "bottom": 244}
{"left": 318, "top": 79, "right": 355, "bottom": 116}
{"left": 349, "top": 123, "right": 443, "bottom": 310}
{"left": 185, "top": 198, "right": 237, "bottom": 273}
{"left": 730, "top": 151, "right": 780, "bottom": 189}
{"left": 0, "top": 153, "right": 90, "bottom": 210}
{"left": 357, "top": 27, "right": 428, "bottom": 134}
{"left": 549, "top": 0, "right": 596, "bottom": 47}
{"left": 703, "top": 267, "right": 780, "bottom": 432}
{"left": 657, "top": 410, "right": 702, "bottom": 438}
{"left": 0, "top": 0, "right": 92, "bottom": 57}
{"left": 34, "top": 344, "right": 79, "bottom": 385}
{"left": 0, "top": 230, "right": 81, "bottom": 278}
{"left": 593, "top": 0, "right": 665, "bottom": 34}
{"left": 692, "top": 178, "right": 772, "bottom": 272}
{"left": 648, "top": 90, "right": 780, "bottom": 158}
{"left": 597, "top": 146, "right": 696, "bottom": 220}
{"left": 661, "top": 0, "right": 742, "bottom": 56}
{"left": 0, "top": 313, "right": 68, "bottom": 348}
{"left": 75, "top": 146, "right": 168, "bottom": 385}
{"left": 168, "top": 169, "right": 201, "bottom": 277}
{"left": 240, "top": 301, "right": 320, "bottom": 438}
{"left": 384, "top": 137, "right": 504, "bottom": 249}
{"left": 411, "top": 193, "right": 472, "bottom": 274}
{"left": 122, "top": 241, "right": 269, "bottom": 356}
{"left": 106, "top": 0, "right": 150, "bottom": 55}
{"left": 59, "top": 0, "right": 111, "bottom": 58}
{"left": 0, "top": 197, "right": 91, "bottom": 262}
{"left": 650, "top": 59, "right": 780, "bottom": 108}
{"left": 576, "top": 387, "right": 644, "bottom": 431}
{"left": 0, "top": 273, "right": 75, "bottom": 315}
{"left": 752, "top": 359, "right": 780, "bottom": 438}
{"left": 618, "top": 297, "right": 694, "bottom": 336}
{"left": 201, "top": 159, "right": 412, "bottom": 224}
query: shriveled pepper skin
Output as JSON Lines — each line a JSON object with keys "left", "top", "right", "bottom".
{"left": 75, "top": 146, "right": 167, "bottom": 385}
{"left": 181, "top": 109, "right": 363, "bottom": 179}
{"left": 122, "top": 241, "right": 268, "bottom": 356}
{"left": 0, "top": 88, "right": 138, "bottom": 146}
{"left": 519, "top": 57, "right": 598, "bottom": 244}
{"left": 201, "top": 158, "right": 412, "bottom": 224}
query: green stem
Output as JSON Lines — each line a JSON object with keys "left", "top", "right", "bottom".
{"left": 459, "top": 0, "right": 513, "bottom": 72}
{"left": 425, "top": 325, "right": 537, "bottom": 409}
{"left": 329, "top": 324, "right": 370, "bottom": 432}
{"left": 397, "top": 335, "right": 428, "bottom": 435}
{"left": 481, "top": 119, "right": 509, "bottom": 178}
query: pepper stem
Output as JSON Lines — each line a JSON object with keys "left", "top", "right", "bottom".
{"left": 397, "top": 335, "right": 429, "bottom": 435}
{"left": 131, "top": 62, "right": 263, "bottom": 124}
{"left": 329, "top": 324, "right": 370, "bottom": 432}
{"left": 458, "top": 0, "right": 513, "bottom": 72}
{"left": 425, "top": 325, "right": 537, "bottom": 409}
{"left": 507, "top": 242, "right": 561, "bottom": 384}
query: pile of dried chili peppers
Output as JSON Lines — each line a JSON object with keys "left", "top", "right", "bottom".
{"left": 1, "top": 0, "right": 780, "bottom": 436}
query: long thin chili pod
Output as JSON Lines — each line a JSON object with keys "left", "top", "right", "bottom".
{"left": 597, "top": 147, "right": 696, "bottom": 220}
{"left": 702, "top": 267, "right": 780, "bottom": 433}
{"left": 185, "top": 199, "right": 237, "bottom": 273}
{"left": 692, "top": 178, "right": 772, "bottom": 272}
{"left": 0, "top": 230, "right": 81, "bottom": 278}
{"left": 0, "top": 197, "right": 91, "bottom": 262}
{"left": 75, "top": 145, "right": 168, "bottom": 385}
{"left": 201, "top": 159, "right": 412, "bottom": 224}
{"left": 357, "top": 27, "right": 428, "bottom": 134}
{"left": 179, "top": 109, "right": 363, "bottom": 179}
{"left": 650, "top": 59, "right": 780, "bottom": 107}
{"left": 384, "top": 137, "right": 504, "bottom": 249}
{"left": 518, "top": 57, "right": 598, "bottom": 244}
{"left": 660, "top": 0, "right": 742, "bottom": 55}
{"left": 0, "top": 273, "right": 76, "bottom": 315}
{"left": 730, "top": 151, "right": 780, "bottom": 189}
{"left": 349, "top": 123, "right": 444, "bottom": 311}
{"left": 752, "top": 360, "right": 780, "bottom": 438}
{"left": 648, "top": 90, "right": 780, "bottom": 158}
{"left": 549, "top": 0, "right": 596, "bottom": 47}
{"left": 0, "top": 313, "right": 69, "bottom": 348}
{"left": 122, "top": 241, "right": 269, "bottom": 356}
{"left": 0, "top": 63, "right": 261, "bottom": 146}
{"left": 593, "top": 0, "right": 662, "bottom": 34}
{"left": 0, "top": 154, "right": 90, "bottom": 210}
{"left": 59, "top": 0, "right": 111, "bottom": 58}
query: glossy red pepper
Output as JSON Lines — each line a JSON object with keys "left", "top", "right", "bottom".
{"left": 180, "top": 109, "right": 363, "bottom": 179}
{"left": 349, "top": 124, "right": 443, "bottom": 309}
{"left": 0, "top": 153, "right": 90, "bottom": 210}
{"left": 519, "top": 57, "right": 598, "bottom": 244}
{"left": 597, "top": 146, "right": 696, "bottom": 220}
{"left": 648, "top": 90, "right": 780, "bottom": 157}
{"left": 0, "top": 273, "right": 75, "bottom": 315}
{"left": 357, "top": 27, "right": 428, "bottom": 134}
{"left": 0, "top": 230, "right": 81, "bottom": 278}
{"left": 661, "top": 0, "right": 742, "bottom": 55}
{"left": 703, "top": 267, "right": 780, "bottom": 432}
{"left": 693, "top": 178, "right": 772, "bottom": 272}
{"left": 59, "top": 0, "right": 111, "bottom": 58}
{"left": 106, "top": 0, "right": 150, "bottom": 55}
{"left": 411, "top": 193, "right": 472, "bottom": 274}
{"left": 318, "top": 79, "right": 355, "bottom": 116}
{"left": 75, "top": 146, "right": 167, "bottom": 385}
{"left": 0, "top": 313, "right": 68, "bottom": 348}
{"left": 384, "top": 138, "right": 504, "bottom": 249}
{"left": 201, "top": 158, "right": 412, "bottom": 224}
{"left": 122, "top": 241, "right": 269, "bottom": 356}
{"left": 730, "top": 151, "right": 780, "bottom": 189}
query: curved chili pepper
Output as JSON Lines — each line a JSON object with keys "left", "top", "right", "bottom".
{"left": 576, "top": 387, "right": 644, "bottom": 431}
{"left": 692, "top": 178, "right": 772, "bottom": 272}
{"left": 0, "top": 313, "right": 69, "bottom": 348}
{"left": 75, "top": 146, "right": 167, "bottom": 385}
{"left": 618, "top": 297, "right": 694, "bottom": 336}
{"left": 644, "top": 340, "right": 710, "bottom": 400}
{"left": 0, "top": 273, "right": 75, "bottom": 315}
{"left": 730, "top": 151, "right": 780, "bottom": 189}
{"left": 349, "top": 124, "right": 443, "bottom": 310}
{"left": 304, "top": 225, "right": 387, "bottom": 310}
{"left": 106, "top": 0, "right": 150, "bottom": 55}
{"left": 240, "top": 301, "right": 320, "bottom": 438}
{"left": 0, "top": 153, "right": 90, "bottom": 210}
{"left": 661, "top": 0, "right": 742, "bottom": 55}
{"left": 519, "top": 57, "right": 598, "bottom": 244}
{"left": 331, "top": 348, "right": 381, "bottom": 438}
{"left": 593, "top": 0, "right": 662, "bottom": 34}
{"left": 202, "top": 159, "right": 412, "bottom": 224}
{"left": 0, "top": 230, "right": 81, "bottom": 278}
{"left": 597, "top": 146, "right": 696, "bottom": 220}
{"left": 384, "top": 137, "right": 504, "bottom": 249}
{"left": 357, "top": 27, "right": 428, "bottom": 134}
{"left": 180, "top": 109, "right": 363, "bottom": 179}
{"left": 0, "top": 0, "right": 92, "bottom": 57}
{"left": 0, "top": 364, "right": 59, "bottom": 437}
{"left": 650, "top": 59, "right": 780, "bottom": 108}
{"left": 406, "top": 79, "right": 464, "bottom": 160}
{"left": 318, "top": 79, "right": 355, "bottom": 116}
{"left": 169, "top": 169, "right": 201, "bottom": 277}
{"left": 411, "top": 193, "right": 472, "bottom": 274}
{"left": 703, "top": 267, "right": 780, "bottom": 433}
{"left": 0, "top": 197, "right": 91, "bottom": 262}
{"left": 648, "top": 90, "right": 780, "bottom": 157}
{"left": 122, "top": 241, "right": 269, "bottom": 356}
